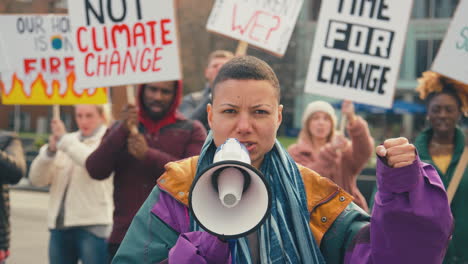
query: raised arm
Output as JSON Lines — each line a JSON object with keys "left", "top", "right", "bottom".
{"left": 321, "top": 138, "right": 452, "bottom": 263}
{"left": 57, "top": 133, "right": 101, "bottom": 167}
{"left": 86, "top": 123, "right": 128, "bottom": 180}
{"left": 127, "top": 121, "right": 206, "bottom": 170}
{"left": 344, "top": 116, "right": 374, "bottom": 173}
{"left": 29, "top": 145, "right": 58, "bottom": 187}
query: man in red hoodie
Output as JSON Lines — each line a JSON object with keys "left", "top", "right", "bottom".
{"left": 86, "top": 80, "right": 206, "bottom": 260}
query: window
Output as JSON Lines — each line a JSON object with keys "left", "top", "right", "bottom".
{"left": 309, "top": 0, "right": 322, "bottom": 21}
{"left": 412, "top": 0, "right": 460, "bottom": 18}
{"left": 415, "top": 39, "right": 441, "bottom": 78}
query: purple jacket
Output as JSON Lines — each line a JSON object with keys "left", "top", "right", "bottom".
{"left": 113, "top": 156, "right": 453, "bottom": 263}
{"left": 86, "top": 120, "right": 206, "bottom": 244}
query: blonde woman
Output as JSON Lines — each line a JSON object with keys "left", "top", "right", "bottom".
{"left": 29, "top": 105, "right": 113, "bottom": 264}
{"left": 288, "top": 100, "right": 374, "bottom": 211}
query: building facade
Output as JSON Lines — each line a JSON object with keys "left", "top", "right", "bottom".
{"left": 0, "top": 0, "right": 462, "bottom": 142}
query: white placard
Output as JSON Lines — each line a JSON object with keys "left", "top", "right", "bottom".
{"left": 432, "top": 0, "right": 468, "bottom": 84}
{"left": 0, "top": 15, "right": 74, "bottom": 95}
{"left": 68, "top": 0, "right": 181, "bottom": 88}
{"left": 304, "top": 0, "right": 413, "bottom": 108}
{"left": 206, "top": 0, "right": 303, "bottom": 57}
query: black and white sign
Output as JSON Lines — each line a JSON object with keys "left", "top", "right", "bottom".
{"left": 305, "top": 0, "right": 413, "bottom": 108}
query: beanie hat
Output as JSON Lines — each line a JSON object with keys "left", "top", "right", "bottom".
{"left": 301, "top": 101, "right": 337, "bottom": 129}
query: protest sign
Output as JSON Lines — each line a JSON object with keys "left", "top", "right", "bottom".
{"left": 207, "top": 0, "right": 303, "bottom": 57}
{"left": 432, "top": 0, "right": 468, "bottom": 84}
{"left": 304, "top": 0, "right": 413, "bottom": 108}
{"left": 68, "top": 0, "right": 181, "bottom": 88}
{"left": 0, "top": 15, "right": 108, "bottom": 105}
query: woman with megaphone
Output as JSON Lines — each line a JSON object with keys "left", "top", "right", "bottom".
{"left": 112, "top": 56, "right": 452, "bottom": 264}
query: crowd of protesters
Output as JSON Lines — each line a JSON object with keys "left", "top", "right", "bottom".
{"left": 2, "top": 53, "right": 466, "bottom": 264}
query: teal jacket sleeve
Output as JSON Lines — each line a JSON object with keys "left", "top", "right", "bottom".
{"left": 112, "top": 186, "right": 179, "bottom": 264}
{"left": 320, "top": 203, "right": 370, "bottom": 264}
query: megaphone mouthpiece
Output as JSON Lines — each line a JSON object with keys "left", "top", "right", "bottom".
{"left": 215, "top": 167, "right": 247, "bottom": 208}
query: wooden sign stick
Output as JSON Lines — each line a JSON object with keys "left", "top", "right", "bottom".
{"left": 126, "top": 84, "right": 138, "bottom": 135}
{"left": 236, "top": 41, "right": 249, "bottom": 56}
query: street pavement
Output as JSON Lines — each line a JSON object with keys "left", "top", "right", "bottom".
{"left": 9, "top": 188, "right": 49, "bottom": 263}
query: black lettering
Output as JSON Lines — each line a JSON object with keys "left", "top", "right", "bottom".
{"left": 378, "top": 67, "right": 390, "bottom": 94}
{"left": 354, "top": 63, "right": 368, "bottom": 90}
{"left": 338, "top": 0, "right": 345, "bottom": 13}
{"left": 331, "top": 58, "right": 345, "bottom": 84}
{"left": 317, "top": 56, "right": 332, "bottom": 83}
{"left": 16, "top": 18, "right": 25, "bottom": 33}
{"left": 343, "top": 60, "right": 355, "bottom": 88}
{"left": 377, "top": 0, "right": 390, "bottom": 21}
{"left": 85, "top": 0, "right": 104, "bottom": 25}
{"left": 366, "top": 65, "right": 380, "bottom": 91}
{"left": 108, "top": 0, "right": 127, "bottom": 23}
{"left": 35, "top": 17, "right": 45, "bottom": 34}
{"left": 136, "top": 0, "right": 143, "bottom": 20}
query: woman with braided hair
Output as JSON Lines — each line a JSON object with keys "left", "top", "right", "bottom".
{"left": 415, "top": 71, "right": 467, "bottom": 263}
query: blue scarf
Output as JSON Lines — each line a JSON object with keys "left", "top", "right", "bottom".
{"left": 191, "top": 133, "right": 325, "bottom": 264}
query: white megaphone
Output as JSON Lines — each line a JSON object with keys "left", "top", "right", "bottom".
{"left": 189, "top": 138, "right": 271, "bottom": 239}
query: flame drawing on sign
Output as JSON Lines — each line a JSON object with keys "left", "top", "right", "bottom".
{"left": 0, "top": 72, "right": 108, "bottom": 105}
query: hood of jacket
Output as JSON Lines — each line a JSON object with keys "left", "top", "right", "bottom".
{"left": 137, "top": 80, "right": 184, "bottom": 134}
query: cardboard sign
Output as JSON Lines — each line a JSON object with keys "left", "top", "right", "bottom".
{"left": 432, "top": 0, "right": 468, "bottom": 84}
{"left": 206, "top": 0, "right": 303, "bottom": 57}
{"left": 68, "top": 0, "right": 181, "bottom": 88}
{"left": 304, "top": 0, "right": 413, "bottom": 108}
{"left": 0, "top": 15, "right": 108, "bottom": 105}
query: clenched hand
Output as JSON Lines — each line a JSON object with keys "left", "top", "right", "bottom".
{"left": 127, "top": 133, "right": 149, "bottom": 160}
{"left": 376, "top": 137, "right": 416, "bottom": 168}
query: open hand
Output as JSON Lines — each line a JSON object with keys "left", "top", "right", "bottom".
{"left": 128, "top": 133, "right": 149, "bottom": 160}
{"left": 376, "top": 137, "right": 416, "bottom": 168}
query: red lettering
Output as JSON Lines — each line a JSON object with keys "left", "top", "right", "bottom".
{"left": 231, "top": 4, "right": 257, "bottom": 35}
{"left": 232, "top": 6, "right": 281, "bottom": 43}
{"left": 103, "top": 26, "right": 109, "bottom": 50}
{"left": 85, "top": 53, "right": 95, "bottom": 77}
{"left": 249, "top": 12, "right": 279, "bottom": 42}
{"left": 64, "top": 57, "right": 74, "bottom": 72}
{"left": 41, "top": 58, "right": 47, "bottom": 71}
{"left": 146, "top": 21, "right": 157, "bottom": 45}
{"left": 109, "top": 50, "right": 121, "bottom": 75}
{"left": 96, "top": 54, "right": 108, "bottom": 76}
{"left": 123, "top": 50, "right": 138, "bottom": 73}
{"left": 160, "top": 19, "right": 172, "bottom": 45}
{"left": 133, "top": 22, "right": 147, "bottom": 46}
{"left": 24, "top": 59, "right": 37, "bottom": 75}
{"left": 265, "top": 16, "right": 280, "bottom": 41}
{"left": 152, "top": 47, "right": 162, "bottom": 72}
{"left": 111, "top": 24, "right": 131, "bottom": 49}
{"left": 77, "top": 27, "right": 88, "bottom": 52}
{"left": 49, "top": 57, "right": 61, "bottom": 73}
{"left": 140, "top": 48, "right": 151, "bottom": 72}
{"left": 91, "top": 28, "right": 103, "bottom": 52}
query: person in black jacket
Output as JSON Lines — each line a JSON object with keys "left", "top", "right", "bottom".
{"left": 0, "top": 130, "right": 26, "bottom": 263}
